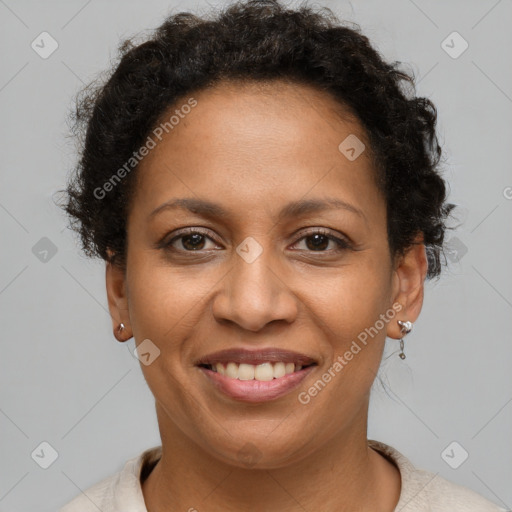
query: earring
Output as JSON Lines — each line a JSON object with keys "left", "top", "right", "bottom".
{"left": 116, "top": 322, "right": 126, "bottom": 342}
{"left": 397, "top": 320, "right": 413, "bottom": 360}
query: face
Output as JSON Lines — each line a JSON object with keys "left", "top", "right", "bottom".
{"left": 106, "top": 79, "right": 426, "bottom": 469}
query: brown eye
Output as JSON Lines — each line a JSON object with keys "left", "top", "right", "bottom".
{"left": 292, "top": 229, "right": 351, "bottom": 253}
{"left": 304, "top": 233, "right": 330, "bottom": 251}
{"left": 163, "top": 228, "right": 219, "bottom": 252}
{"left": 179, "top": 233, "right": 207, "bottom": 251}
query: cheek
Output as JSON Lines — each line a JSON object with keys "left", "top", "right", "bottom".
{"left": 307, "top": 260, "right": 393, "bottom": 344}
{"left": 126, "top": 254, "right": 211, "bottom": 341}
{"left": 125, "top": 260, "right": 203, "bottom": 417}
{"left": 296, "top": 273, "right": 392, "bottom": 426}
{"left": 298, "top": 256, "right": 393, "bottom": 406}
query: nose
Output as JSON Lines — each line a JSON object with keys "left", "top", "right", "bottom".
{"left": 211, "top": 245, "right": 298, "bottom": 332}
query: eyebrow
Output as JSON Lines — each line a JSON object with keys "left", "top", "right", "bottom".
{"left": 149, "top": 197, "right": 366, "bottom": 222}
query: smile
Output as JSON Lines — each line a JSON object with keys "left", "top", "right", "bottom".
{"left": 196, "top": 348, "right": 318, "bottom": 402}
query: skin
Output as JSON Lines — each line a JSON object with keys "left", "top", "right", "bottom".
{"left": 106, "top": 79, "right": 428, "bottom": 512}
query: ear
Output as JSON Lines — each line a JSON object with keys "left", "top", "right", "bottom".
{"left": 386, "top": 235, "right": 428, "bottom": 340}
{"left": 105, "top": 249, "right": 132, "bottom": 342}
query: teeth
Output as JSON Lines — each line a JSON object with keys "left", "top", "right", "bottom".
{"left": 225, "top": 362, "right": 239, "bottom": 379}
{"left": 285, "top": 362, "right": 295, "bottom": 374}
{"left": 254, "top": 362, "right": 273, "bottom": 381}
{"left": 273, "top": 362, "right": 286, "bottom": 378}
{"left": 238, "top": 363, "right": 255, "bottom": 380}
{"left": 209, "top": 361, "right": 308, "bottom": 381}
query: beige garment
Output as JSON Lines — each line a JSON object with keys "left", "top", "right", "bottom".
{"left": 59, "top": 439, "right": 509, "bottom": 511}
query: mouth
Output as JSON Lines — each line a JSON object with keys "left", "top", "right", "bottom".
{"left": 195, "top": 348, "right": 318, "bottom": 402}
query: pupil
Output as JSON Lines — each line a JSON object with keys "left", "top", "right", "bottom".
{"left": 183, "top": 234, "right": 204, "bottom": 250}
{"left": 306, "top": 234, "right": 328, "bottom": 251}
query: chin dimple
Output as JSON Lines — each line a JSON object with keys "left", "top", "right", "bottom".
{"left": 208, "top": 361, "right": 305, "bottom": 381}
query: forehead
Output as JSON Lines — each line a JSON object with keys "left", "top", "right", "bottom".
{"left": 129, "top": 79, "right": 383, "bottom": 223}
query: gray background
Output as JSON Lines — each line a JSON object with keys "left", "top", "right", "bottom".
{"left": 0, "top": 0, "right": 511, "bottom": 510}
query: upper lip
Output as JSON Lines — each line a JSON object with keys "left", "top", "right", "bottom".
{"left": 195, "top": 348, "right": 317, "bottom": 366}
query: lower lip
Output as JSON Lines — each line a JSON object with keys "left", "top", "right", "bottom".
{"left": 199, "top": 365, "right": 316, "bottom": 403}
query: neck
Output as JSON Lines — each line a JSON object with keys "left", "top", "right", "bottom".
{"left": 142, "top": 402, "right": 401, "bottom": 512}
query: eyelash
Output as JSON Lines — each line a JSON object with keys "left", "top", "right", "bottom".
{"left": 160, "top": 227, "right": 351, "bottom": 254}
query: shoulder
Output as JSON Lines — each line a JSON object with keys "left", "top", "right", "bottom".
{"left": 59, "top": 446, "right": 162, "bottom": 512}
{"left": 368, "top": 439, "right": 508, "bottom": 512}
{"left": 411, "top": 468, "right": 508, "bottom": 512}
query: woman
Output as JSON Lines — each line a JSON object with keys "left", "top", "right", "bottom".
{"left": 57, "top": 0, "right": 507, "bottom": 510}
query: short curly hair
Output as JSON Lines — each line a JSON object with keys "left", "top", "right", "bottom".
{"left": 56, "top": 0, "right": 454, "bottom": 278}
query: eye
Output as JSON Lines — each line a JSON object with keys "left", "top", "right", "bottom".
{"left": 163, "top": 228, "right": 220, "bottom": 252}
{"left": 291, "top": 228, "right": 351, "bottom": 253}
